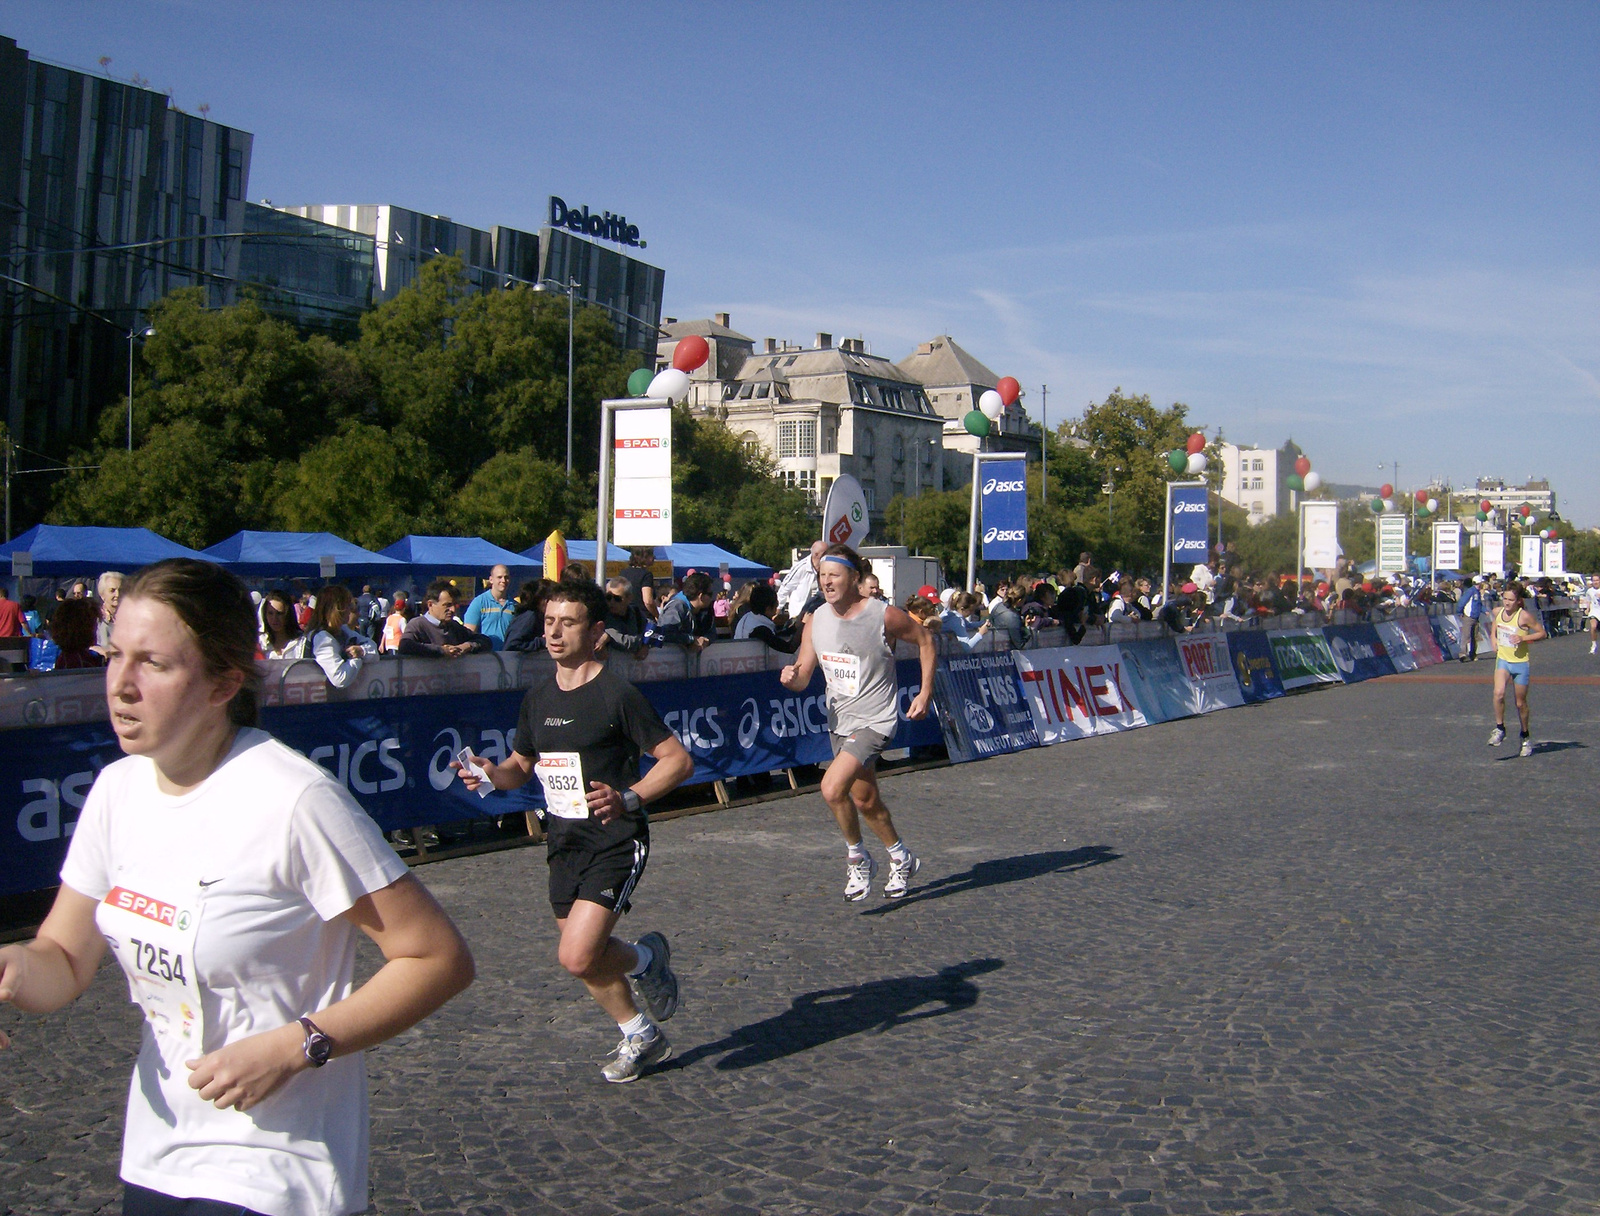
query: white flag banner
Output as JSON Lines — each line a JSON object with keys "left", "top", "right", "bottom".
{"left": 1302, "top": 501, "right": 1340, "bottom": 569}
{"left": 1545, "top": 540, "right": 1565, "bottom": 575}
{"left": 1376, "top": 515, "right": 1408, "bottom": 576}
{"left": 1480, "top": 530, "right": 1505, "bottom": 577}
{"left": 1011, "top": 646, "right": 1149, "bottom": 745}
{"left": 1519, "top": 534, "right": 1543, "bottom": 576}
{"left": 1432, "top": 522, "right": 1462, "bottom": 572}
{"left": 613, "top": 408, "right": 673, "bottom": 546}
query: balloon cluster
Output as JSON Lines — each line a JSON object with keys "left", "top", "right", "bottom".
{"left": 631, "top": 335, "right": 711, "bottom": 402}
{"left": 964, "top": 376, "right": 1020, "bottom": 438}
{"left": 1476, "top": 497, "right": 1494, "bottom": 522}
{"left": 1165, "top": 433, "right": 1209, "bottom": 475}
{"left": 1285, "top": 453, "right": 1321, "bottom": 494}
{"left": 1412, "top": 489, "right": 1441, "bottom": 519}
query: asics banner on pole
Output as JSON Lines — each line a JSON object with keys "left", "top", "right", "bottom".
{"left": 978, "top": 456, "right": 1028, "bottom": 561}
{"left": 1168, "top": 483, "right": 1209, "bottom": 564}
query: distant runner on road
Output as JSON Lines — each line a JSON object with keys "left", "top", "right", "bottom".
{"left": 456, "top": 580, "right": 693, "bottom": 1083}
{"left": 1488, "top": 581, "right": 1547, "bottom": 758}
{"left": 780, "top": 544, "right": 936, "bottom": 901}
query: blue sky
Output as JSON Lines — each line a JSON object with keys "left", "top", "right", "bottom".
{"left": 8, "top": 1, "right": 1597, "bottom": 522}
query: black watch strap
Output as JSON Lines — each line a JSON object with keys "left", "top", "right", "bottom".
{"left": 298, "top": 1015, "right": 333, "bottom": 1067}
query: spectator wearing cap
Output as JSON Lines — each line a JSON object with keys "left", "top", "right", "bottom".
{"left": 381, "top": 592, "right": 411, "bottom": 653}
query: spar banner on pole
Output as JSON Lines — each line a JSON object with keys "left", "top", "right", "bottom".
{"left": 1225, "top": 630, "right": 1286, "bottom": 703}
{"left": 1321, "top": 623, "right": 1398, "bottom": 683}
{"left": 1011, "top": 645, "right": 1149, "bottom": 744}
{"left": 1479, "top": 530, "right": 1505, "bottom": 576}
{"left": 978, "top": 456, "right": 1029, "bottom": 561}
{"left": 612, "top": 406, "right": 673, "bottom": 546}
{"left": 931, "top": 651, "right": 1039, "bottom": 764}
{"left": 1433, "top": 522, "right": 1463, "bottom": 572}
{"left": 1267, "top": 629, "right": 1341, "bottom": 690}
{"left": 1519, "top": 534, "right": 1543, "bottom": 576}
{"left": 1302, "top": 501, "right": 1340, "bottom": 569}
{"left": 1168, "top": 483, "right": 1209, "bottom": 565}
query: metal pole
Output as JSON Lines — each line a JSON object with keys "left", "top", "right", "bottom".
{"left": 565, "top": 286, "right": 574, "bottom": 475}
{"left": 1297, "top": 501, "right": 1305, "bottom": 592}
{"left": 1161, "top": 480, "right": 1173, "bottom": 611}
{"left": 965, "top": 450, "right": 981, "bottom": 592}
{"left": 1040, "top": 384, "right": 1047, "bottom": 506}
{"left": 595, "top": 399, "right": 615, "bottom": 588}
{"left": 126, "top": 328, "right": 135, "bottom": 452}
{"left": 4, "top": 434, "right": 10, "bottom": 542}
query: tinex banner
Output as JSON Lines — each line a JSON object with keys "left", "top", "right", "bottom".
{"left": 979, "top": 457, "right": 1028, "bottom": 561}
{"left": 1169, "top": 483, "right": 1209, "bottom": 563}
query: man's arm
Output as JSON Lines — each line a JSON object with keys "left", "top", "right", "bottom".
{"left": 456, "top": 748, "right": 534, "bottom": 793}
{"left": 397, "top": 617, "right": 445, "bottom": 657}
{"left": 586, "top": 734, "right": 694, "bottom": 824}
{"left": 779, "top": 616, "right": 818, "bottom": 691}
{"left": 884, "top": 605, "right": 934, "bottom": 720}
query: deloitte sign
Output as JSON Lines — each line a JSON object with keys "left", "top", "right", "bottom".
{"left": 548, "top": 196, "right": 646, "bottom": 249}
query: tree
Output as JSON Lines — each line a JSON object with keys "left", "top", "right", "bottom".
{"left": 447, "top": 448, "right": 595, "bottom": 552}
{"left": 277, "top": 422, "right": 439, "bottom": 549}
{"left": 1073, "top": 389, "right": 1197, "bottom": 540}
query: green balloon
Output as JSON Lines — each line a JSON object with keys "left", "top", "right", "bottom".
{"left": 1416, "top": 506, "right": 1429, "bottom": 518}
{"left": 1286, "top": 473, "right": 1304, "bottom": 492}
{"left": 1370, "top": 498, "right": 1384, "bottom": 513}
{"left": 1167, "top": 450, "right": 1186, "bottom": 472}
{"left": 963, "top": 410, "right": 990, "bottom": 438}
{"left": 627, "top": 367, "right": 654, "bottom": 396}
{"left": 1476, "top": 511, "right": 1488, "bottom": 521}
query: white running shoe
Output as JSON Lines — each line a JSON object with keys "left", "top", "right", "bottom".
{"left": 1488, "top": 726, "right": 1505, "bottom": 747}
{"left": 1519, "top": 738, "right": 1534, "bottom": 758}
{"left": 843, "top": 853, "right": 877, "bottom": 902}
{"left": 601, "top": 1030, "right": 671, "bottom": 1083}
{"left": 884, "top": 852, "right": 921, "bottom": 899}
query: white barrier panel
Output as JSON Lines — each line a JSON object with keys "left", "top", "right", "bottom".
{"left": 1175, "top": 634, "right": 1246, "bottom": 712}
{"left": 1373, "top": 622, "right": 1419, "bottom": 672}
{"left": 1012, "top": 645, "right": 1148, "bottom": 744}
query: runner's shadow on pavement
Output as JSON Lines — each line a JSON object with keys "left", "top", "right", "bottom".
{"left": 1496, "top": 740, "right": 1587, "bottom": 759}
{"left": 667, "top": 958, "right": 1004, "bottom": 1072}
{"left": 860, "top": 845, "right": 1121, "bottom": 916}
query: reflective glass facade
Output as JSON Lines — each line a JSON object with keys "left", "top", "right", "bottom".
{"left": 540, "top": 227, "right": 664, "bottom": 353}
{"left": 239, "top": 203, "right": 373, "bottom": 333}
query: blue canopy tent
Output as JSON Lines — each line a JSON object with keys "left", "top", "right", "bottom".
{"left": 0, "top": 524, "right": 208, "bottom": 576}
{"left": 202, "top": 531, "right": 406, "bottom": 579}
{"left": 656, "top": 543, "right": 773, "bottom": 580}
{"left": 521, "top": 540, "right": 631, "bottom": 568}
{"left": 379, "top": 535, "right": 539, "bottom": 579}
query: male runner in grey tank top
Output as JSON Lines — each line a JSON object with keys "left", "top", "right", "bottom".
{"left": 781, "top": 543, "right": 937, "bottom": 899}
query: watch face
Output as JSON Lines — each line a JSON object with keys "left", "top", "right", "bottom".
{"left": 306, "top": 1032, "right": 332, "bottom": 1066}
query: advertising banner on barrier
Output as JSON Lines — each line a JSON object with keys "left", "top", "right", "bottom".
{"left": 1169, "top": 483, "right": 1210, "bottom": 565}
{"left": 931, "top": 651, "right": 1039, "bottom": 763}
{"left": 1267, "top": 629, "right": 1341, "bottom": 690}
{"left": 1373, "top": 622, "right": 1418, "bottom": 672}
{"left": 1175, "top": 634, "right": 1247, "bottom": 712}
{"left": 1395, "top": 616, "right": 1445, "bottom": 666}
{"left": 1431, "top": 614, "right": 1470, "bottom": 660}
{"left": 1322, "top": 624, "right": 1398, "bottom": 683}
{"left": 979, "top": 457, "right": 1029, "bottom": 561}
{"left": 1479, "top": 530, "right": 1505, "bottom": 577}
{"left": 1012, "top": 645, "right": 1148, "bottom": 744}
{"left": 612, "top": 406, "right": 673, "bottom": 546}
{"left": 1116, "top": 638, "right": 1195, "bottom": 724}
{"left": 1225, "top": 630, "right": 1286, "bottom": 702}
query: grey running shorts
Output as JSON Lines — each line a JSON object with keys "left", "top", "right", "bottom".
{"left": 829, "top": 726, "right": 892, "bottom": 767}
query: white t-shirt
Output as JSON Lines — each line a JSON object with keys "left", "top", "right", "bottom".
{"left": 60, "top": 729, "right": 408, "bottom": 1216}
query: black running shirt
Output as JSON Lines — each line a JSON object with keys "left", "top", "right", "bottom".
{"left": 514, "top": 666, "right": 673, "bottom": 849}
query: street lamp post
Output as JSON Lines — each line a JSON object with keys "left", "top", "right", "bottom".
{"left": 127, "top": 325, "right": 153, "bottom": 451}
{"left": 533, "top": 277, "right": 585, "bottom": 476}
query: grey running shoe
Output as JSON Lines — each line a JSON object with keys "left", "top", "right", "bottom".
{"left": 883, "top": 851, "right": 920, "bottom": 899}
{"left": 601, "top": 1029, "right": 672, "bottom": 1083}
{"left": 844, "top": 853, "right": 877, "bottom": 902}
{"left": 1488, "top": 726, "right": 1505, "bottom": 746}
{"left": 627, "top": 932, "right": 679, "bottom": 1023}
{"left": 1519, "top": 737, "right": 1534, "bottom": 758}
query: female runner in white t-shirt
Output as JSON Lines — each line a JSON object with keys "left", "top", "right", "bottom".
{"left": 0, "top": 559, "right": 475, "bottom": 1216}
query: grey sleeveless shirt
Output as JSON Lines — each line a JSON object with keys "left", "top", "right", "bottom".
{"left": 810, "top": 596, "right": 900, "bottom": 737}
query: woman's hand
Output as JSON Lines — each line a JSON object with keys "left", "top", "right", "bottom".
{"left": 186, "top": 1022, "right": 305, "bottom": 1112}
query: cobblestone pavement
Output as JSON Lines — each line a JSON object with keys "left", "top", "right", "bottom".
{"left": 5, "top": 635, "right": 1600, "bottom": 1215}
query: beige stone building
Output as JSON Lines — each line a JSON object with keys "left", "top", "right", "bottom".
{"left": 896, "top": 335, "right": 1042, "bottom": 486}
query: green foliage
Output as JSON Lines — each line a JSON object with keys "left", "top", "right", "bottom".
{"left": 883, "top": 486, "right": 972, "bottom": 581}
{"left": 1074, "top": 388, "right": 1197, "bottom": 535}
{"left": 720, "top": 480, "right": 824, "bottom": 571}
{"left": 447, "top": 449, "right": 594, "bottom": 551}
{"left": 1567, "top": 530, "right": 1600, "bottom": 574}
{"left": 276, "top": 423, "right": 439, "bottom": 549}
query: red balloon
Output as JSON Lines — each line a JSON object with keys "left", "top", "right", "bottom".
{"left": 1185, "top": 433, "right": 1205, "bottom": 455}
{"left": 996, "top": 376, "right": 1021, "bottom": 406}
{"left": 1520, "top": 504, "right": 1532, "bottom": 517}
{"left": 671, "top": 334, "right": 710, "bottom": 373}
{"left": 1294, "top": 456, "right": 1311, "bottom": 477}
{"left": 1480, "top": 499, "right": 1492, "bottom": 512}
{"left": 1380, "top": 483, "right": 1393, "bottom": 498}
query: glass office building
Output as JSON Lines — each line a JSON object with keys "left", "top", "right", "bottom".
{"left": 239, "top": 203, "right": 373, "bottom": 334}
{"left": 539, "top": 226, "right": 665, "bottom": 354}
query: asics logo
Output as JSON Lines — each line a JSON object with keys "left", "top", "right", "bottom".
{"left": 982, "top": 478, "right": 1024, "bottom": 494}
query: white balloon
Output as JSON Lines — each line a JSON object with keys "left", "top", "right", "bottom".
{"left": 646, "top": 368, "right": 691, "bottom": 403}
{"left": 1427, "top": 497, "right": 1438, "bottom": 512}
{"left": 1185, "top": 452, "right": 1208, "bottom": 474}
{"left": 1302, "top": 471, "right": 1322, "bottom": 492}
{"left": 1382, "top": 498, "right": 1395, "bottom": 512}
{"left": 978, "top": 389, "right": 1005, "bottom": 419}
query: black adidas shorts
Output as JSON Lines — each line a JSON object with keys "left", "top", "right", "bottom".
{"left": 547, "top": 834, "right": 650, "bottom": 919}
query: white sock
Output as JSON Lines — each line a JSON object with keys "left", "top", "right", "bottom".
{"left": 847, "top": 843, "right": 867, "bottom": 863}
{"left": 619, "top": 1012, "right": 655, "bottom": 1039}
{"left": 886, "top": 840, "right": 910, "bottom": 863}
{"left": 627, "top": 942, "right": 653, "bottom": 977}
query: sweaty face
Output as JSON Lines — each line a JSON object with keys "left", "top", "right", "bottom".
{"left": 819, "top": 562, "right": 857, "bottom": 604}
{"left": 544, "top": 598, "right": 602, "bottom": 661}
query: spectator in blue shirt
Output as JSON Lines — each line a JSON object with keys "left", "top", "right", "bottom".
{"left": 462, "top": 564, "right": 517, "bottom": 650}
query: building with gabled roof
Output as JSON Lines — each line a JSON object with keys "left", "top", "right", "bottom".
{"left": 658, "top": 313, "right": 754, "bottom": 411}
{"left": 897, "top": 335, "right": 1041, "bottom": 483}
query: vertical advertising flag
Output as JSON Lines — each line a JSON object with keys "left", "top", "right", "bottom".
{"left": 1519, "top": 534, "right": 1543, "bottom": 576}
{"left": 1168, "top": 483, "right": 1209, "bottom": 565}
{"left": 1302, "top": 501, "right": 1340, "bottom": 569}
{"left": 1545, "top": 539, "right": 1565, "bottom": 575}
{"left": 1376, "top": 515, "right": 1408, "bottom": 575}
{"left": 1479, "top": 529, "right": 1505, "bottom": 576}
{"left": 612, "top": 407, "right": 673, "bottom": 546}
{"left": 1432, "top": 522, "right": 1463, "bottom": 572}
{"left": 822, "top": 474, "right": 869, "bottom": 549}
{"left": 979, "top": 457, "right": 1029, "bottom": 561}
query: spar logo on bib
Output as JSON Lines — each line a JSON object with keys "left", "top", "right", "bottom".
{"left": 106, "top": 886, "right": 192, "bottom": 932}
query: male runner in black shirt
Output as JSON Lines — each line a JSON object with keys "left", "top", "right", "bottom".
{"left": 456, "top": 580, "right": 693, "bottom": 1082}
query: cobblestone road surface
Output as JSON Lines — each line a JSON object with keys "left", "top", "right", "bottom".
{"left": 4, "top": 636, "right": 1600, "bottom": 1215}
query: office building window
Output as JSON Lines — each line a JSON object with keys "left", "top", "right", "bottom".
{"left": 777, "top": 419, "right": 817, "bottom": 459}
{"left": 863, "top": 485, "right": 876, "bottom": 510}
{"left": 858, "top": 427, "right": 875, "bottom": 458}
{"left": 782, "top": 469, "right": 817, "bottom": 494}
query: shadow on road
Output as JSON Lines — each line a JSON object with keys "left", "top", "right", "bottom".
{"left": 860, "top": 845, "right": 1122, "bottom": 916}
{"left": 667, "top": 958, "right": 1004, "bottom": 1072}
{"left": 1495, "top": 740, "right": 1587, "bottom": 760}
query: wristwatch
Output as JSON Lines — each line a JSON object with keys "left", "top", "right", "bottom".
{"left": 621, "top": 788, "right": 643, "bottom": 815}
{"left": 297, "top": 1015, "right": 334, "bottom": 1067}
